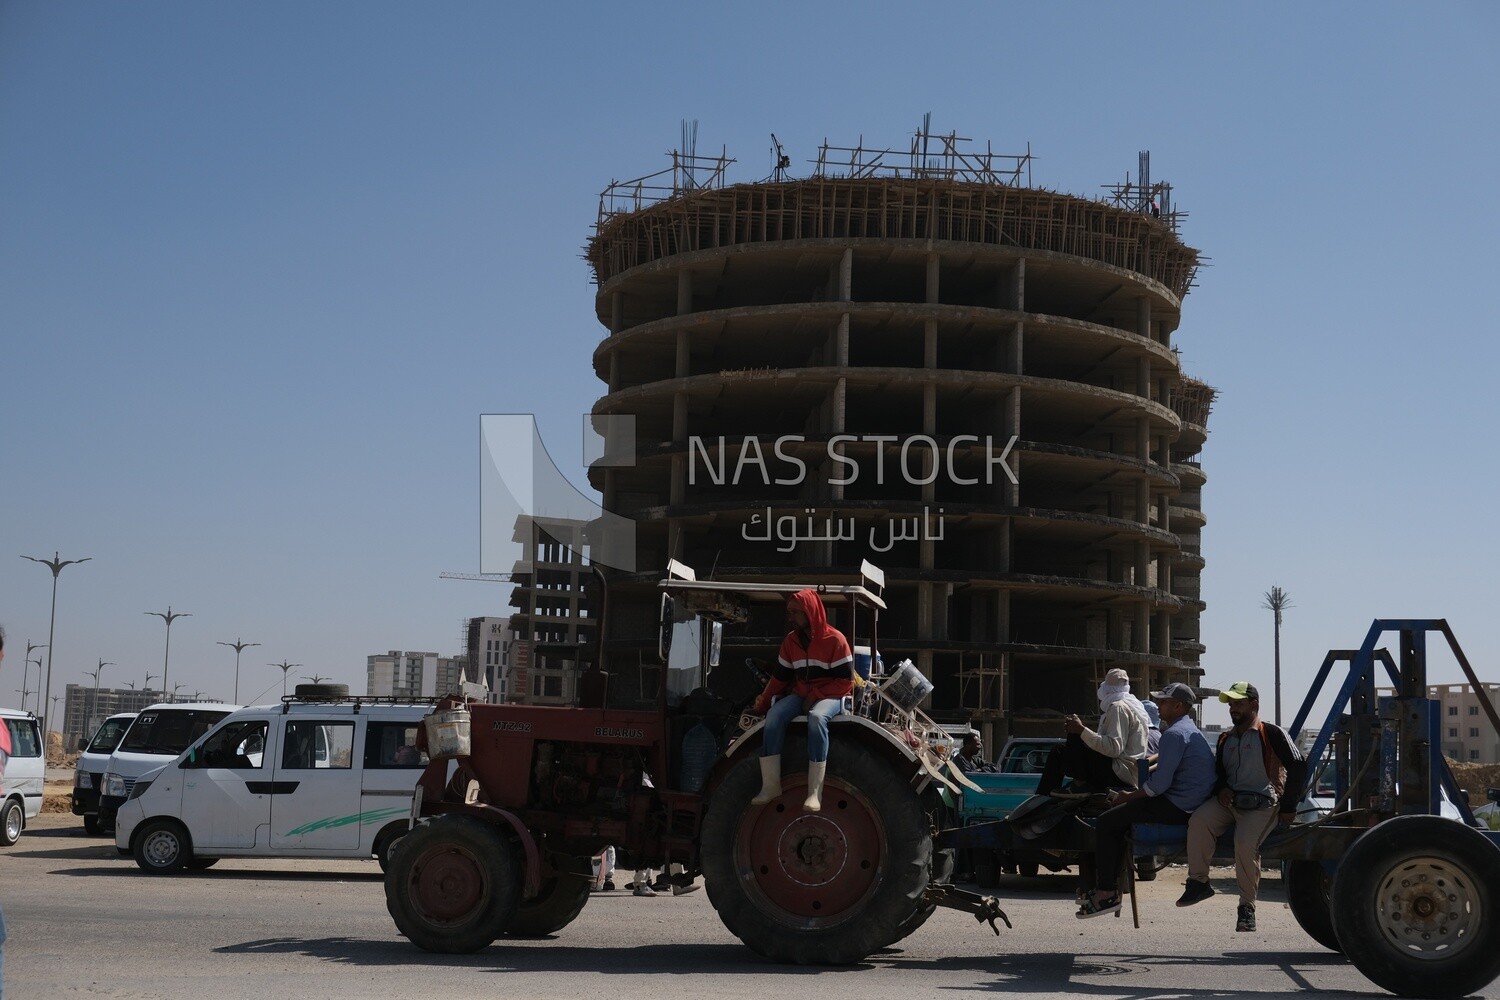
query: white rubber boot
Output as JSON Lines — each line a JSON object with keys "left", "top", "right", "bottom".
{"left": 803, "top": 760, "right": 827, "bottom": 812}
{"left": 751, "top": 755, "right": 782, "bottom": 805}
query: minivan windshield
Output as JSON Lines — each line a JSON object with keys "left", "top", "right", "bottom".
{"left": 87, "top": 717, "right": 134, "bottom": 754}
{"left": 119, "top": 709, "right": 232, "bottom": 755}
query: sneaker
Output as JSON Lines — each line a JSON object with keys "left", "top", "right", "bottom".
{"left": 671, "top": 882, "right": 700, "bottom": 896}
{"left": 633, "top": 884, "right": 658, "bottom": 897}
{"left": 602, "top": 879, "right": 616, "bottom": 892}
{"left": 1176, "top": 879, "right": 1215, "bottom": 907}
{"left": 1236, "top": 904, "right": 1256, "bottom": 932}
{"left": 653, "top": 876, "right": 671, "bottom": 891}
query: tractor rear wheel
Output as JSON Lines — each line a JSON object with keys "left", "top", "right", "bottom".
{"left": 701, "top": 738, "right": 930, "bottom": 964}
{"left": 385, "top": 815, "right": 520, "bottom": 953}
{"left": 508, "top": 863, "right": 592, "bottom": 937}
{"left": 1283, "top": 859, "right": 1340, "bottom": 953}
{"left": 1330, "top": 816, "right": 1500, "bottom": 998}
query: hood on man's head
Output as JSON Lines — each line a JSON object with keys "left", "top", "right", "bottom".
{"left": 1103, "top": 667, "right": 1131, "bottom": 687}
{"left": 789, "top": 588, "right": 833, "bottom": 640}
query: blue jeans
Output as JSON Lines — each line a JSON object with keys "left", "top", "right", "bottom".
{"left": 761, "top": 695, "right": 843, "bottom": 762}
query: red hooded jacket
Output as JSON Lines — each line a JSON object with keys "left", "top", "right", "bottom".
{"left": 752, "top": 589, "right": 855, "bottom": 713}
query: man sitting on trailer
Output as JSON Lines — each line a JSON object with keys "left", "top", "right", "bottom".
{"left": 953, "top": 733, "right": 997, "bottom": 773}
{"left": 748, "top": 589, "right": 855, "bottom": 813}
{"left": 1178, "top": 681, "right": 1306, "bottom": 933}
{"left": 1036, "top": 667, "right": 1150, "bottom": 796}
{"left": 1077, "top": 682, "right": 1215, "bottom": 919}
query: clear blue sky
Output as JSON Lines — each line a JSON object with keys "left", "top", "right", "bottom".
{"left": 2, "top": 2, "right": 1496, "bottom": 723}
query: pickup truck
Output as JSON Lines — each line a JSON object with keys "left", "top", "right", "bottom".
{"left": 957, "top": 737, "right": 1060, "bottom": 884}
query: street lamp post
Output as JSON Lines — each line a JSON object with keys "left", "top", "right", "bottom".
{"left": 22, "top": 642, "right": 47, "bottom": 715}
{"left": 145, "top": 606, "right": 191, "bottom": 703}
{"left": 24, "top": 656, "right": 44, "bottom": 715}
{"left": 21, "top": 551, "right": 92, "bottom": 738}
{"left": 269, "top": 661, "right": 301, "bottom": 698}
{"left": 216, "top": 639, "right": 261, "bottom": 705}
{"left": 141, "top": 673, "right": 157, "bottom": 699}
{"left": 85, "top": 659, "right": 114, "bottom": 737}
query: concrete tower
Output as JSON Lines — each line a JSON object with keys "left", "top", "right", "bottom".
{"left": 586, "top": 130, "right": 1210, "bottom": 734}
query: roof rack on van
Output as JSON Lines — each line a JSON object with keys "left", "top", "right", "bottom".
{"left": 279, "top": 687, "right": 441, "bottom": 714}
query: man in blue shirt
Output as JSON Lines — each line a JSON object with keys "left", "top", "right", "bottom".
{"left": 1078, "top": 682, "right": 1215, "bottom": 918}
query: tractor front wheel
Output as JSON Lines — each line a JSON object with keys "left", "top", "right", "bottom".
{"left": 701, "top": 738, "right": 930, "bottom": 964}
{"left": 385, "top": 815, "right": 520, "bottom": 953}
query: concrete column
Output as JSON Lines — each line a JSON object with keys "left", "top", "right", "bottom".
{"left": 610, "top": 290, "right": 623, "bottom": 333}
{"left": 1134, "top": 539, "right": 1150, "bottom": 586}
{"left": 1004, "top": 322, "right": 1023, "bottom": 375}
{"left": 1137, "top": 357, "right": 1152, "bottom": 400}
{"left": 676, "top": 270, "right": 693, "bottom": 316}
{"left": 1136, "top": 417, "right": 1151, "bottom": 463}
{"left": 1156, "top": 611, "right": 1173, "bottom": 658}
{"left": 1136, "top": 295, "right": 1151, "bottom": 340}
{"left": 839, "top": 248, "right": 853, "bottom": 301}
{"left": 926, "top": 253, "right": 940, "bottom": 304}
{"left": 1135, "top": 478, "right": 1150, "bottom": 525}
{"left": 1002, "top": 388, "right": 1021, "bottom": 506}
{"left": 1134, "top": 603, "right": 1150, "bottom": 654}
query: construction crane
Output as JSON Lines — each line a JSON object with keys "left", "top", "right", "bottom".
{"left": 439, "top": 573, "right": 514, "bottom": 583}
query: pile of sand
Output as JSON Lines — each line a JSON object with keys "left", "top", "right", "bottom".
{"left": 1446, "top": 757, "right": 1500, "bottom": 804}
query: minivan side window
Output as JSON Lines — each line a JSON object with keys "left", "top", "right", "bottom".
{"left": 365, "top": 722, "right": 428, "bottom": 769}
{"left": 283, "top": 721, "right": 354, "bottom": 769}
{"left": 4, "top": 719, "right": 41, "bottom": 758}
{"left": 199, "top": 721, "right": 269, "bottom": 769}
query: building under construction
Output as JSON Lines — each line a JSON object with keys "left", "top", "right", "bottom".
{"left": 586, "top": 126, "right": 1212, "bottom": 737}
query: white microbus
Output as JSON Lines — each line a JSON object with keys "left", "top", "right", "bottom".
{"left": 1, "top": 707, "right": 45, "bottom": 846}
{"left": 115, "top": 694, "right": 432, "bottom": 873}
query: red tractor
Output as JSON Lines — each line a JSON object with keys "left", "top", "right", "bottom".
{"left": 385, "top": 559, "right": 1002, "bottom": 963}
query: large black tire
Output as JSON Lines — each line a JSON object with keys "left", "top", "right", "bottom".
{"left": 1018, "top": 861, "right": 1041, "bottom": 879}
{"left": 385, "top": 815, "right": 520, "bottom": 954}
{"left": 1133, "top": 856, "right": 1156, "bottom": 882}
{"left": 83, "top": 814, "right": 104, "bottom": 836}
{"left": 0, "top": 799, "right": 23, "bottom": 846}
{"left": 1330, "top": 816, "right": 1500, "bottom": 998}
{"left": 701, "top": 738, "right": 931, "bottom": 965}
{"left": 373, "top": 821, "right": 407, "bottom": 874}
{"left": 133, "top": 818, "right": 191, "bottom": 874}
{"left": 508, "top": 864, "right": 592, "bottom": 937}
{"left": 1283, "top": 859, "right": 1341, "bottom": 953}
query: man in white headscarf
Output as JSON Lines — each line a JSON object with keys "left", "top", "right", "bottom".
{"left": 1036, "top": 667, "right": 1151, "bottom": 796}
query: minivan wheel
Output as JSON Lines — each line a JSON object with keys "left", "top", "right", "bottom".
{"left": 83, "top": 814, "right": 104, "bottom": 836}
{"left": 134, "top": 819, "right": 191, "bottom": 874}
{"left": 0, "top": 799, "right": 23, "bottom": 846}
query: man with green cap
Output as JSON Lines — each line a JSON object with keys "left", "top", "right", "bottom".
{"left": 1178, "top": 681, "right": 1306, "bottom": 932}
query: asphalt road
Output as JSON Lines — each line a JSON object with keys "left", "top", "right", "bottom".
{"left": 2, "top": 813, "right": 1495, "bottom": 1000}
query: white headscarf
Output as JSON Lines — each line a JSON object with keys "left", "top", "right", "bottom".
{"left": 1098, "top": 668, "right": 1151, "bottom": 732}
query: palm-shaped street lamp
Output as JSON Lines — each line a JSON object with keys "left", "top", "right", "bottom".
{"left": 85, "top": 659, "right": 114, "bottom": 736}
{"left": 217, "top": 638, "right": 261, "bottom": 704}
{"left": 269, "top": 661, "right": 301, "bottom": 698}
{"left": 21, "top": 552, "right": 92, "bottom": 738}
{"left": 145, "top": 606, "right": 191, "bottom": 703}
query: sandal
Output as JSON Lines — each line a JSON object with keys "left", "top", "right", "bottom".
{"left": 1075, "top": 893, "right": 1121, "bottom": 919}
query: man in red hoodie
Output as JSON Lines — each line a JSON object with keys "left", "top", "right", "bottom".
{"left": 749, "top": 590, "right": 854, "bottom": 813}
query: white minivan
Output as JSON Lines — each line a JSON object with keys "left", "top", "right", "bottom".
{"left": 98, "top": 703, "right": 241, "bottom": 831}
{"left": 1, "top": 707, "right": 46, "bottom": 846}
{"left": 73, "top": 712, "right": 137, "bottom": 834}
{"left": 115, "top": 696, "right": 431, "bottom": 873}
